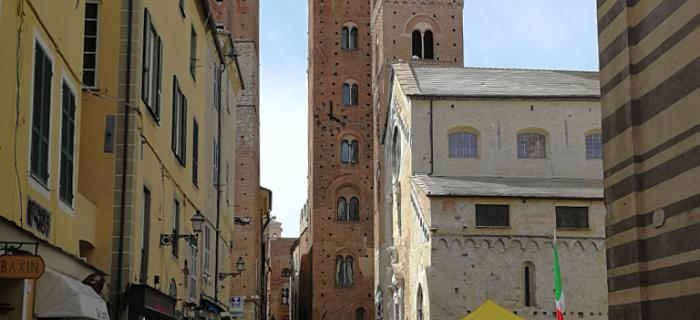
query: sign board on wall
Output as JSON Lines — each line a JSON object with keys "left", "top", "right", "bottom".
{"left": 0, "top": 255, "right": 45, "bottom": 279}
{"left": 230, "top": 296, "right": 245, "bottom": 317}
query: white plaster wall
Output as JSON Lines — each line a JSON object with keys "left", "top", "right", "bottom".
{"left": 409, "top": 98, "right": 603, "bottom": 179}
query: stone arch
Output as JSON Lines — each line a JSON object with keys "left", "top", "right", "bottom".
{"left": 526, "top": 239, "right": 540, "bottom": 251}
{"left": 495, "top": 239, "right": 507, "bottom": 252}
{"left": 450, "top": 238, "right": 463, "bottom": 249}
{"left": 509, "top": 239, "right": 525, "bottom": 251}
{"left": 438, "top": 238, "right": 449, "bottom": 249}
{"left": 403, "top": 14, "right": 442, "bottom": 34}
{"left": 572, "top": 240, "right": 586, "bottom": 252}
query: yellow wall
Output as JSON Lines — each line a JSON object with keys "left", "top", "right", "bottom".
{"left": 0, "top": 0, "right": 95, "bottom": 258}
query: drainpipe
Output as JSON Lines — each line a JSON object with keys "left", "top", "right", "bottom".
{"left": 215, "top": 64, "right": 224, "bottom": 302}
{"left": 428, "top": 99, "right": 434, "bottom": 175}
{"left": 114, "top": 0, "right": 134, "bottom": 319}
{"left": 260, "top": 209, "right": 271, "bottom": 320}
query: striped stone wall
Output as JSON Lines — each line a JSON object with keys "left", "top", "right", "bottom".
{"left": 596, "top": 0, "right": 700, "bottom": 319}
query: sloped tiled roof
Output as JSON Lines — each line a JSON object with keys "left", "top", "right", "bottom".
{"left": 410, "top": 175, "right": 603, "bottom": 199}
{"left": 393, "top": 63, "right": 600, "bottom": 98}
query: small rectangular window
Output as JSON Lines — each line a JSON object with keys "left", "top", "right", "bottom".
{"left": 190, "top": 27, "right": 197, "bottom": 79}
{"left": 82, "top": 2, "right": 99, "bottom": 87}
{"left": 556, "top": 206, "right": 589, "bottom": 229}
{"left": 585, "top": 134, "right": 602, "bottom": 159}
{"left": 172, "top": 200, "right": 180, "bottom": 257}
{"left": 59, "top": 82, "right": 76, "bottom": 205}
{"left": 171, "top": 77, "right": 187, "bottom": 165}
{"left": 30, "top": 42, "right": 53, "bottom": 185}
{"left": 475, "top": 205, "right": 510, "bottom": 227}
{"left": 192, "top": 120, "right": 199, "bottom": 186}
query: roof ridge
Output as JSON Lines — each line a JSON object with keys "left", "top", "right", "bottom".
{"left": 410, "top": 64, "right": 599, "bottom": 74}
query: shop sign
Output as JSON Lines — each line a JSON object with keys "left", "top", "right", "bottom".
{"left": 0, "top": 255, "right": 45, "bottom": 279}
{"left": 230, "top": 296, "right": 245, "bottom": 317}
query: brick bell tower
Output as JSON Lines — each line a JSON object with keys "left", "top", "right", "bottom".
{"left": 306, "top": 0, "right": 375, "bottom": 318}
{"left": 370, "top": 0, "right": 464, "bottom": 315}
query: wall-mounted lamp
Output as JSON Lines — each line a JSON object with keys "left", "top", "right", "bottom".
{"left": 218, "top": 257, "right": 246, "bottom": 280}
{"left": 160, "top": 212, "right": 207, "bottom": 247}
{"left": 234, "top": 216, "right": 252, "bottom": 226}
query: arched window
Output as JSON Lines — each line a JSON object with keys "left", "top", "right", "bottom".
{"left": 343, "top": 83, "right": 358, "bottom": 106}
{"left": 349, "top": 197, "right": 360, "bottom": 221}
{"left": 168, "top": 278, "right": 177, "bottom": 298}
{"left": 342, "top": 26, "right": 358, "bottom": 50}
{"left": 342, "top": 27, "right": 349, "bottom": 49}
{"left": 448, "top": 131, "right": 478, "bottom": 158}
{"left": 524, "top": 262, "right": 536, "bottom": 307}
{"left": 517, "top": 132, "right": 547, "bottom": 158}
{"left": 417, "top": 285, "right": 424, "bottom": 320}
{"left": 392, "top": 127, "right": 401, "bottom": 176}
{"left": 341, "top": 138, "right": 359, "bottom": 164}
{"left": 356, "top": 307, "right": 367, "bottom": 320}
{"left": 337, "top": 196, "right": 359, "bottom": 222}
{"left": 345, "top": 256, "right": 354, "bottom": 286}
{"left": 412, "top": 30, "right": 422, "bottom": 59}
{"left": 281, "top": 268, "right": 291, "bottom": 277}
{"left": 350, "top": 27, "right": 358, "bottom": 50}
{"left": 585, "top": 133, "right": 602, "bottom": 159}
{"left": 411, "top": 29, "right": 434, "bottom": 60}
{"left": 336, "top": 255, "right": 354, "bottom": 288}
{"left": 423, "top": 30, "right": 433, "bottom": 59}
{"left": 337, "top": 197, "right": 348, "bottom": 221}
{"left": 351, "top": 140, "right": 359, "bottom": 163}
{"left": 376, "top": 288, "right": 384, "bottom": 320}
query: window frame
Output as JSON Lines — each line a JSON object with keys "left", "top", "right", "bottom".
{"left": 475, "top": 204, "right": 510, "bottom": 228}
{"left": 555, "top": 206, "right": 590, "bottom": 229}
{"left": 141, "top": 9, "right": 162, "bottom": 121}
{"left": 448, "top": 131, "right": 478, "bottom": 158}
{"left": 585, "top": 133, "right": 602, "bottom": 160}
{"left": 29, "top": 36, "right": 54, "bottom": 189}
{"left": 172, "top": 199, "right": 180, "bottom": 258}
{"left": 192, "top": 119, "right": 199, "bottom": 186}
{"left": 517, "top": 131, "right": 547, "bottom": 159}
{"left": 171, "top": 77, "right": 187, "bottom": 165}
{"left": 82, "top": 1, "right": 100, "bottom": 88}
{"left": 58, "top": 79, "right": 77, "bottom": 207}
{"left": 190, "top": 26, "right": 197, "bottom": 80}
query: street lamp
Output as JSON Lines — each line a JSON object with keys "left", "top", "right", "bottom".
{"left": 160, "top": 212, "right": 207, "bottom": 247}
{"left": 218, "top": 257, "right": 246, "bottom": 280}
{"left": 234, "top": 216, "right": 252, "bottom": 226}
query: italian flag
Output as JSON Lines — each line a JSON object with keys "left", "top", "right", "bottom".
{"left": 554, "top": 238, "right": 566, "bottom": 320}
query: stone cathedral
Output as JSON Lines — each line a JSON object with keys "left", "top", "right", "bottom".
{"left": 302, "top": 1, "right": 609, "bottom": 320}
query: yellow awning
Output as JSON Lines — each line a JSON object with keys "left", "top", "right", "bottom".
{"left": 461, "top": 300, "right": 524, "bottom": 320}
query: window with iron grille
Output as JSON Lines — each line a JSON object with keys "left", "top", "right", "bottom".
{"left": 448, "top": 131, "right": 478, "bottom": 158}
{"left": 556, "top": 206, "right": 589, "bottom": 229}
{"left": 82, "top": 2, "right": 99, "bottom": 87}
{"left": 59, "top": 82, "right": 76, "bottom": 205}
{"left": 585, "top": 133, "right": 602, "bottom": 159}
{"left": 475, "top": 204, "right": 510, "bottom": 227}
{"left": 141, "top": 9, "right": 162, "bottom": 120}
{"left": 30, "top": 41, "right": 53, "bottom": 185}
{"left": 518, "top": 132, "right": 547, "bottom": 158}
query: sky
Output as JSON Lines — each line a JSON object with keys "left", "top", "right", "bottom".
{"left": 259, "top": 0, "right": 599, "bottom": 237}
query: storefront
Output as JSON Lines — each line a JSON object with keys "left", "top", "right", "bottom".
{"left": 126, "top": 284, "right": 177, "bottom": 320}
{"left": 0, "top": 217, "right": 109, "bottom": 320}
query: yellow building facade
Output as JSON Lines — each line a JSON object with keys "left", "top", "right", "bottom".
{"left": 0, "top": 0, "right": 244, "bottom": 319}
{"left": 0, "top": 0, "right": 107, "bottom": 319}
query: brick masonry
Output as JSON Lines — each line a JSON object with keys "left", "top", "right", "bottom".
{"left": 306, "top": 0, "right": 376, "bottom": 318}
